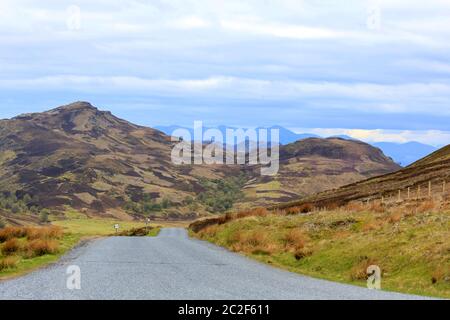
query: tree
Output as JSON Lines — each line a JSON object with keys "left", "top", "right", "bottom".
{"left": 39, "top": 209, "right": 49, "bottom": 223}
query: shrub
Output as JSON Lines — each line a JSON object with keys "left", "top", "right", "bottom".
{"left": 350, "top": 257, "right": 379, "bottom": 281}
{"left": 283, "top": 229, "right": 306, "bottom": 250}
{"left": 294, "top": 248, "right": 312, "bottom": 261}
{"left": 242, "top": 231, "right": 268, "bottom": 249}
{"left": 25, "top": 239, "right": 59, "bottom": 257}
{"left": 25, "top": 226, "right": 63, "bottom": 240}
{"left": 431, "top": 267, "right": 448, "bottom": 284}
{"left": 0, "top": 227, "right": 27, "bottom": 242}
{"left": 1, "top": 238, "right": 21, "bottom": 255}
{"left": 39, "top": 209, "right": 49, "bottom": 223}
{"left": 369, "top": 201, "right": 385, "bottom": 213}
{"left": 285, "top": 203, "right": 314, "bottom": 215}
{"left": 388, "top": 212, "right": 402, "bottom": 224}
{"left": 417, "top": 200, "right": 436, "bottom": 213}
{"left": 0, "top": 256, "right": 19, "bottom": 271}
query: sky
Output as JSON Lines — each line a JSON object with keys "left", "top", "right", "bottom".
{"left": 0, "top": 0, "right": 450, "bottom": 146}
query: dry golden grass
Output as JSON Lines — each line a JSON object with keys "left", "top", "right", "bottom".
{"left": 25, "top": 226, "right": 63, "bottom": 240}
{"left": 388, "top": 212, "right": 403, "bottom": 224}
{"left": 283, "top": 228, "right": 306, "bottom": 250}
{"left": 1, "top": 238, "right": 21, "bottom": 255}
{"left": 343, "top": 201, "right": 364, "bottom": 212}
{"left": 431, "top": 267, "right": 448, "bottom": 284}
{"left": 0, "top": 227, "right": 27, "bottom": 242}
{"left": 0, "top": 256, "right": 19, "bottom": 271}
{"left": 25, "top": 239, "right": 59, "bottom": 257}
{"left": 417, "top": 200, "right": 437, "bottom": 213}
{"left": 350, "top": 257, "right": 379, "bottom": 281}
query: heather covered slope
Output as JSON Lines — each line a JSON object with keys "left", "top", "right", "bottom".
{"left": 0, "top": 101, "right": 401, "bottom": 220}
{"left": 278, "top": 144, "right": 450, "bottom": 210}
{"left": 242, "top": 137, "right": 401, "bottom": 207}
{"left": 0, "top": 102, "right": 242, "bottom": 219}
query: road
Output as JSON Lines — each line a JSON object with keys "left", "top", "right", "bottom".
{"left": 0, "top": 228, "right": 427, "bottom": 300}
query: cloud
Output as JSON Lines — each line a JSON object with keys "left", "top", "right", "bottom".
{"left": 292, "top": 128, "right": 450, "bottom": 147}
{"left": 1, "top": 0, "right": 450, "bottom": 137}
{"left": 169, "top": 16, "right": 211, "bottom": 29}
{"left": 1, "top": 75, "right": 450, "bottom": 115}
{"left": 219, "top": 19, "right": 342, "bottom": 39}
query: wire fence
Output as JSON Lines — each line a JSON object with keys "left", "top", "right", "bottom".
{"left": 361, "top": 178, "right": 450, "bottom": 207}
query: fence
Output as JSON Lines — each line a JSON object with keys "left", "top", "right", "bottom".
{"left": 362, "top": 178, "right": 450, "bottom": 207}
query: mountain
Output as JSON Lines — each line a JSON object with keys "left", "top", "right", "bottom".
{"left": 373, "top": 142, "right": 437, "bottom": 167}
{"left": 0, "top": 102, "right": 244, "bottom": 220}
{"left": 0, "top": 102, "right": 401, "bottom": 220}
{"left": 241, "top": 137, "right": 402, "bottom": 207}
{"left": 157, "top": 125, "right": 439, "bottom": 166}
{"left": 279, "top": 143, "right": 450, "bottom": 210}
{"left": 154, "top": 125, "right": 319, "bottom": 145}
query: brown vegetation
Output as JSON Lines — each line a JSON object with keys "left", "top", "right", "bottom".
{"left": 25, "top": 239, "right": 59, "bottom": 257}
{"left": 1, "top": 238, "right": 21, "bottom": 255}
{"left": 0, "top": 256, "right": 19, "bottom": 271}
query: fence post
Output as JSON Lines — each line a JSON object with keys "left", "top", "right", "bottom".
{"left": 407, "top": 187, "right": 410, "bottom": 199}
{"left": 417, "top": 185, "right": 421, "bottom": 199}
{"left": 398, "top": 189, "right": 401, "bottom": 202}
{"left": 443, "top": 180, "right": 446, "bottom": 194}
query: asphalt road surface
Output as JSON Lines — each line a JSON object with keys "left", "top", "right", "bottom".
{"left": 0, "top": 228, "right": 428, "bottom": 300}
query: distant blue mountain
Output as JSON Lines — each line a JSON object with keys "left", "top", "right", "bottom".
{"left": 154, "top": 125, "right": 438, "bottom": 166}
{"left": 154, "top": 125, "right": 318, "bottom": 145}
{"left": 373, "top": 142, "right": 438, "bottom": 167}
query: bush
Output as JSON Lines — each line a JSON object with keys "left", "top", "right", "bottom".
{"left": 285, "top": 203, "right": 314, "bottom": 215}
{"left": 0, "top": 256, "right": 19, "bottom": 271}
{"left": 350, "top": 257, "right": 379, "bottom": 281}
{"left": 1, "top": 238, "right": 21, "bottom": 255}
{"left": 0, "top": 227, "right": 27, "bottom": 242}
{"left": 39, "top": 210, "right": 49, "bottom": 223}
{"left": 283, "top": 229, "right": 306, "bottom": 249}
{"left": 26, "top": 239, "right": 59, "bottom": 257}
{"left": 25, "top": 226, "right": 63, "bottom": 240}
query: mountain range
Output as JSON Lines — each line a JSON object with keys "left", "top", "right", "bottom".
{"left": 156, "top": 125, "right": 438, "bottom": 167}
{"left": 0, "top": 102, "right": 403, "bottom": 220}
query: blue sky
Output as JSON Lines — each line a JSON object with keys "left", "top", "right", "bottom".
{"left": 1, "top": 0, "right": 450, "bottom": 146}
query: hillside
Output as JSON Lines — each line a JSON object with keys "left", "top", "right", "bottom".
{"left": 278, "top": 144, "right": 450, "bottom": 210}
{"left": 0, "top": 102, "right": 245, "bottom": 220}
{"left": 0, "top": 102, "right": 401, "bottom": 220}
{"left": 242, "top": 137, "right": 401, "bottom": 207}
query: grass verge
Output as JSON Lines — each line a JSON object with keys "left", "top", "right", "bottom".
{"left": 0, "top": 218, "right": 164, "bottom": 279}
{"left": 190, "top": 209, "right": 450, "bottom": 299}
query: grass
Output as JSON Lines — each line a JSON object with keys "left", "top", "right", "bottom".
{"left": 191, "top": 207, "right": 450, "bottom": 299}
{"left": 52, "top": 218, "right": 151, "bottom": 237}
{"left": 0, "top": 216, "right": 168, "bottom": 279}
{"left": 147, "top": 227, "right": 161, "bottom": 237}
{"left": 0, "top": 225, "right": 80, "bottom": 279}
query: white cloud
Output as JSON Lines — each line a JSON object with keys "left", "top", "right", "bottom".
{"left": 220, "top": 19, "right": 342, "bottom": 39}
{"left": 169, "top": 16, "right": 211, "bottom": 29}
{"left": 292, "top": 128, "right": 450, "bottom": 147}
{"left": 1, "top": 75, "right": 450, "bottom": 116}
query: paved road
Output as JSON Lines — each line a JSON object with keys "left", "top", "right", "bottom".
{"left": 0, "top": 228, "right": 427, "bottom": 300}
